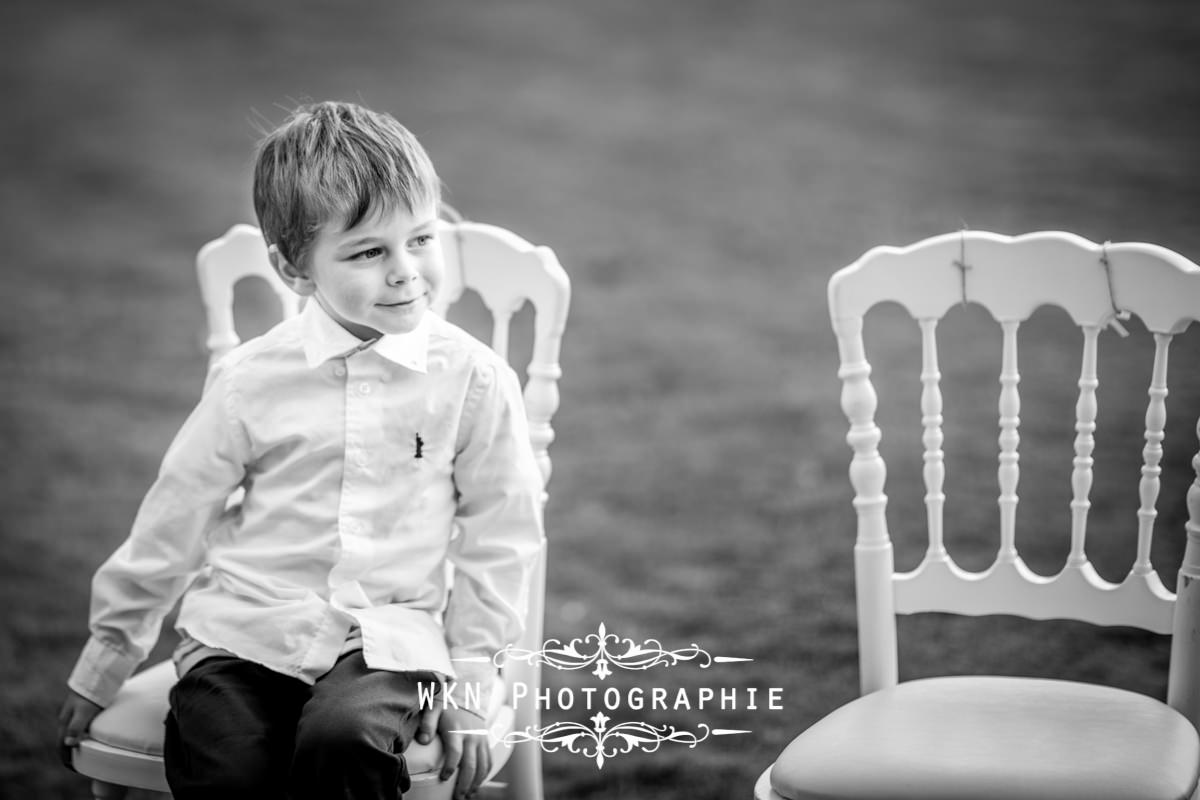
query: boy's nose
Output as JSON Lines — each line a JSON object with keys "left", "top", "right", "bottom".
{"left": 386, "top": 254, "right": 420, "bottom": 284}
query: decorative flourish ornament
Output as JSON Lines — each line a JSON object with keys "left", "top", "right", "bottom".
{"left": 493, "top": 622, "right": 751, "bottom": 680}
{"left": 455, "top": 713, "right": 751, "bottom": 768}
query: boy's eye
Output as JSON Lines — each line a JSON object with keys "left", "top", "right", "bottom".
{"left": 351, "top": 247, "right": 384, "bottom": 260}
{"left": 411, "top": 233, "right": 436, "bottom": 248}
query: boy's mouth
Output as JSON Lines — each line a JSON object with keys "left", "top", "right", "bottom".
{"left": 377, "top": 294, "right": 425, "bottom": 308}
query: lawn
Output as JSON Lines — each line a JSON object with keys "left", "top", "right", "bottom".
{"left": 3, "top": 1, "right": 1200, "bottom": 797}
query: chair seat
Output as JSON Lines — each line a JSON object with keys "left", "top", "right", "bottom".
{"left": 75, "top": 659, "right": 512, "bottom": 795}
{"left": 768, "top": 675, "right": 1200, "bottom": 800}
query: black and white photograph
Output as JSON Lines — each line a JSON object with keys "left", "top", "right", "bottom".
{"left": 4, "top": 1, "right": 1200, "bottom": 798}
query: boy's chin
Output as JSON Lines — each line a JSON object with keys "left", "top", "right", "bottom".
{"left": 374, "top": 311, "right": 427, "bottom": 336}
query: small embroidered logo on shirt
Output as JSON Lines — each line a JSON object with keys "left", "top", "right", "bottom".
{"left": 414, "top": 433, "right": 424, "bottom": 459}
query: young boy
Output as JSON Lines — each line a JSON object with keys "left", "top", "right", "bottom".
{"left": 57, "top": 101, "right": 545, "bottom": 800}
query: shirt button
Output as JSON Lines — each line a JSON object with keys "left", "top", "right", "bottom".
{"left": 359, "top": 382, "right": 372, "bottom": 395}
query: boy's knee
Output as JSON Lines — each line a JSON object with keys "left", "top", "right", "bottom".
{"left": 290, "top": 705, "right": 409, "bottom": 797}
{"left": 293, "top": 703, "right": 388, "bottom": 762}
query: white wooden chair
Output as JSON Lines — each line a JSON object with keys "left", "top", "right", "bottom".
{"left": 71, "top": 218, "right": 570, "bottom": 800}
{"left": 757, "top": 231, "right": 1200, "bottom": 800}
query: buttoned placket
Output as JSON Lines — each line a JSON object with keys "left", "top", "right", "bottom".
{"left": 329, "top": 351, "right": 381, "bottom": 606}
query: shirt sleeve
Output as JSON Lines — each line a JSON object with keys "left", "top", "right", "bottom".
{"left": 445, "top": 358, "right": 546, "bottom": 711}
{"left": 67, "top": 359, "right": 250, "bottom": 707}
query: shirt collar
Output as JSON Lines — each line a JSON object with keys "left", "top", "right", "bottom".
{"left": 301, "top": 299, "right": 430, "bottom": 373}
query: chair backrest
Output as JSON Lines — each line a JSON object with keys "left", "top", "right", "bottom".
{"left": 828, "top": 230, "right": 1200, "bottom": 728}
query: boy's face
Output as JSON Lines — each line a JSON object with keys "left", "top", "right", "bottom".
{"left": 290, "top": 202, "right": 443, "bottom": 340}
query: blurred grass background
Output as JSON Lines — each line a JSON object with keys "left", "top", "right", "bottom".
{"left": 4, "top": 0, "right": 1200, "bottom": 796}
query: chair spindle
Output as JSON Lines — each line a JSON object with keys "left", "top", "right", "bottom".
{"left": 919, "top": 319, "right": 947, "bottom": 562}
{"left": 1135, "top": 334, "right": 1172, "bottom": 576}
{"left": 997, "top": 320, "right": 1021, "bottom": 563}
{"left": 1068, "top": 325, "right": 1101, "bottom": 567}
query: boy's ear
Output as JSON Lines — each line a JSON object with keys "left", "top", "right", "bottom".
{"left": 268, "top": 244, "right": 316, "bottom": 296}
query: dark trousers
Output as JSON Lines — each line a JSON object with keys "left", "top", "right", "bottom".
{"left": 164, "top": 651, "right": 435, "bottom": 800}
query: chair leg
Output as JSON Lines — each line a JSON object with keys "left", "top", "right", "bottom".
{"left": 90, "top": 784, "right": 172, "bottom": 800}
{"left": 505, "top": 742, "right": 543, "bottom": 800}
{"left": 90, "top": 781, "right": 128, "bottom": 800}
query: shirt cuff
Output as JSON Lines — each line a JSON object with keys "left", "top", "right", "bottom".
{"left": 67, "top": 636, "right": 141, "bottom": 708}
{"left": 449, "top": 658, "right": 500, "bottom": 718}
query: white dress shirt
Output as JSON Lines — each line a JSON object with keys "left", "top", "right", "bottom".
{"left": 68, "top": 300, "right": 545, "bottom": 711}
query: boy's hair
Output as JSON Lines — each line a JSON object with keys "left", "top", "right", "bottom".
{"left": 253, "top": 101, "right": 441, "bottom": 267}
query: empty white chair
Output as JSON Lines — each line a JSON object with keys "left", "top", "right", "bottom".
{"left": 757, "top": 230, "right": 1200, "bottom": 800}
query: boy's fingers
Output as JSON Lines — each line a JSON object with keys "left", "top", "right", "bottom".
{"left": 471, "top": 742, "right": 492, "bottom": 792}
{"left": 58, "top": 692, "right": 102, "bottom": 744}
{"left": 417, "top": 707, "right": 440, "bottom": 745}
{"left": 439, "top": 734, "right": 462, "bottom": 782}
{"left": 63, "top": 720, "right": 83, "bottom": 746}
{"left": 62, "top": 711, "right": 83, "bottom": 743}
{"left": 59, "top": 711, "right": 85, "bottom": 769}
{"left": 57, "top": 720, "right": 72, "bottom": 769}
{"left": 58, "top": 694, "right": 103, "bottom": 771}
{"left": 454, "top": 745, "right": 477, "bottom": 799}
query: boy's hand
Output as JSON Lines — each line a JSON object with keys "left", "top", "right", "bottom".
{"left": 416, "top": 704, "right": 441, "bottom": 746}
{"left": 57, "top": 690, "right": 103, "bottom": 768}
{"left": 436, "top": 706, "right": 492, "bottom": 799}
